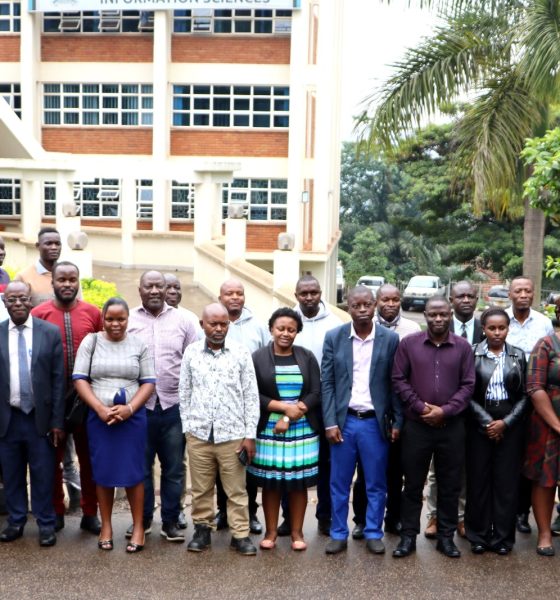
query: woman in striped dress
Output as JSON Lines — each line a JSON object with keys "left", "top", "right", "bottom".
{"left": 249, "top": 308, "right": 321, "bottom": 551}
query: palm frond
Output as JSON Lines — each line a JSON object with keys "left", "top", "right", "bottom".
{"left": 453, "top": 68, "right": 542, "bottom": 216}
{"left": 519, "top": 0, "right": 560, "bottom": 99}
{"left": 356, "top": 12, "right": 511, "bottom": 149}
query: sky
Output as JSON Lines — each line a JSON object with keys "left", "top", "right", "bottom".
{"left": 340, "top": 0, "right": 440, "bottom": 141}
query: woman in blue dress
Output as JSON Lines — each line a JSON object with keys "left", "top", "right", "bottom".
{"left": 73, "top": 297, "right": 155, "bottom": 553}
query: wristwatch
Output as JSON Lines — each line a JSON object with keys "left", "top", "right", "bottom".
{"left": 282, "top": 416, "right": 290, "bottom": 423}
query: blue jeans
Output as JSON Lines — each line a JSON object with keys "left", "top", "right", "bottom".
{"left": 329, "top": 415, "right": 388, "bottom": 540}
{"left": 143, "top": 403, "right": 184, "bottom": 524}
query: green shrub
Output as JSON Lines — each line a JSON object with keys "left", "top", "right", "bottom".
{"left": 80, "top": 278, "right": 120, "bottom": 309}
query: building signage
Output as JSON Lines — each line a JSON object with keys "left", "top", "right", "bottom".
{"left": 31, "top": 0, "right": 300, "bottom": 12}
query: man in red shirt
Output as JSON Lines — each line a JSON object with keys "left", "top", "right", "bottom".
{"left": 32, "top": 261, "right": 102, "bottom": 534}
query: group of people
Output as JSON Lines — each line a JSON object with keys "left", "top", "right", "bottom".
{"left": 1, "top": 228, "right": 560, "bottom": 559}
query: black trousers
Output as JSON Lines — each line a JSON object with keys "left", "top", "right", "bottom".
{"left": 216, "top": 473, "right": 258, "bottom": 517}
{"left": 401, "top": 417, "right": 465, "bottom": 539}
{"left": 465, "top": 414, "right": 524, "bottom": 549}
{"left": 352, "top": 438, "right": 402, "bottom": 525}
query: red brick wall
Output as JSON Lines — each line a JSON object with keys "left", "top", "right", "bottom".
{"left": 171, "top": 130, "right": 288, "bottom": 157}
{"left": 170, "top": 222, "right": 194, "bottom": 232}
{"left": 247, "top": 223, "right": 286, "bottom": 251}
{"left": 42, "top": 129, "right": 152, "bottom": 154}
{"left": 81, "top": 219, "right": 120, "bottom": 228}
{"left": 41, "top": 36, "right": 153, "bottom": 62}
{"left": 137, "top": 221, "right": 152, "bottom": 231}
{"left": 172, "top": 37, "right": 290, "bottom": 64}
{"left": 0, "top": 36, "right": 19, "bottom": 61}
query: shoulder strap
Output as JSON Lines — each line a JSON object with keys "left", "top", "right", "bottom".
{"left": 88, "top": 332, "right": 98, "bottom": 378}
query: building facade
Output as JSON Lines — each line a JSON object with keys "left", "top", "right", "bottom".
{"left": 0, "top": 0, "right": 343, "bottom": 305}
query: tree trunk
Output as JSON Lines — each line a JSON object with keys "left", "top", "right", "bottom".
{"left": 523, "top": 198, "right": 545, "bottom": 308}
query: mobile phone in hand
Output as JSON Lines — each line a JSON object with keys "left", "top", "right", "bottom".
{"left": 238, "top": 448, "right": 249, "bottom": 466}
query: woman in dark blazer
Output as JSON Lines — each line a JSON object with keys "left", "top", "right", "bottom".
{"left": 465, "top": 308, "right": 528, "bottom": 555}
{"left": 248, "top": 307, "right": 321, "bottom": 551}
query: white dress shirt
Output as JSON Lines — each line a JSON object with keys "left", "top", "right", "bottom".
{"left": 8, "top": 316, "right": 33, "bottom": 408}
{"left": 348, "top": 324, "right": 375, "bottom": 412}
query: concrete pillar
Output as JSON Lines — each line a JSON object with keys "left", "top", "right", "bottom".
{"left": 20, "top": 180, "right": 42, "bottom": 242}
{"left": 121, "top": 178, "right": 137, "bottom": 267}
{"left": 225, "top": 218, "right": 247, "bottom": 263}
{"left": 19, "top": 10, "right": 40, "bottom": 138}
{"left": 273, "top": 249, "right": 300, "bottom": 291}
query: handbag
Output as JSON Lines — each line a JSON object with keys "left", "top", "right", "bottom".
{"left": 65, "top": 332, "right": 98, "bottom": 429}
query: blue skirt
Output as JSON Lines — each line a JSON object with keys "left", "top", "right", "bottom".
{"left": 86, "top": 406, "right": 147, "bottom": 488}
{"left": 248, "top": 412, "right": 319, "bottom": 492}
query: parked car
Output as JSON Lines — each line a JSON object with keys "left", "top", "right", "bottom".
{"left": 356, "top": 275, "right": 385, "bottom": 295}
{"left": 402, "top": 275, "right": 446, "bottom": 311}
{"left": 486, "top": 285, "right": 510, "bottom": 309}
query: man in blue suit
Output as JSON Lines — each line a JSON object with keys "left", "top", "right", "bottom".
{"left": 322, "top": 286, "right": 401, "bottom": 555}
{"left": 0, "top": 281, "right": 65, "bottom": 546}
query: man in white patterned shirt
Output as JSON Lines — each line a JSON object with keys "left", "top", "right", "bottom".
{"left": 179, "top": 302, "right": 259, "bottom": 556}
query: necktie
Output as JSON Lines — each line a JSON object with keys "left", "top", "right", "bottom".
{"left": 17, "top": 325, "right": 34, "bottom": 414}
{"left": 461, "top": 323, "right": 468, "bottom": 339}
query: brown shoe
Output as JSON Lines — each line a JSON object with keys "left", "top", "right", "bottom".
{"left": 457, "top": 521, "right": 466, "bottom": 538}
{"left": 424, "top": 517, "right": 437, "bottom": 539}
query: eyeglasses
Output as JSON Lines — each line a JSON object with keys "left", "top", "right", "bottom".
{"left": 4, "top": 296, "right": 31, "bottom": 305}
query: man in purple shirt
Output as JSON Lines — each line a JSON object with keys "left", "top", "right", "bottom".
{"left": 392, "top": 296, "right": 475, "bottom": 559}
{"left": 127, "top": 271, "right": 197, "bottom": 543}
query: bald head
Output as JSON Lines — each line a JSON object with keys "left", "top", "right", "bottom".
{"left": 139, "top": 270, "right": 166, "bottom": 316}
{"left": 376, "top": 284, "right": 401, "bottom": 323}
{"left": 202, "top": 303, "right": 230, "bottom": 350}
{"left": 219, "top": 278, "right": 245, "bottom": 321}
{"left": 164, "top": 273, "right": 182, "bottom": 308}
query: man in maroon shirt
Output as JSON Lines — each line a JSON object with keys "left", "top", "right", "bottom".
{"left": 392, "top": 296, "right": 475, "bottom": 559}
{"left": 32, "top": 261, "right": 102, "bottom": 534}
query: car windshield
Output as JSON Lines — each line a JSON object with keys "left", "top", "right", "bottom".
{"left": 489, "top": 287, "right": 509, "bottom": 298}
{"left": 409, "top": 277, "right": 436, "bottom": 288}
{"left": 359, "top": 278, "right": 383, "bottom": 286}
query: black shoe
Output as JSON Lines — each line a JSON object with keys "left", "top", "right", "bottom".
{"left": 0, "top": 524, "right": 24, "bottom": 543}
{"left": 187, "top": 524, "right": 211, "bottom": 552}
{"left": 366, "top": 538, "right": 385, "bottom": 554}
{"left": 325, "top": 538, "right": 347, "bottom": 554}
{"left": 80, "top": 515, "right": 101, "bottom": 535}
{"left": 125, "top": 518, "right": 152, "bottom": 539}
{"left": 230, "top": 536, "right": 257, "bottom": 555}
{"left": 536, "top": 545, "right": 555, "bottom": 556}
{"left": 39, "top": 529, "right": 57, "bottom": 547}
{"left": 317, "top": 519, "right": 331, "bottom": 536}
{"left": 392, "top": 535, "right": 416, "bottom": 558}
{"left": 516, "top": 514, "right": 532, "bottom": 534}
{"left": 249, "top": 514, "right": 262, "bottom": 535}
{"left": 493, "top": 544, "right": 510, "bottom": 556}
{"left": 352, "top": 523, "right": 365, "bottom": 540}
{"left": 161, "top": 522, "right": 185, "bottom": 543}
{"left": 177, "top": 511, "right": 188, "bottom": 530}
{"left": 215, "top": 511, "right": 228, "bottom": 530}
{"left": 470, "top": 543, "right": 486, "bottom": 554}
{"left": 436, "top": 538, "right": 461, "bottom": 558}
{"left": 277, "top": 519, "right": 290, "bottom": 536}
{"left": 384, "top": 520, "right": 402, "bottom": 535}
{"left": 55, "top": 514, "right": 65, "bottom": 532}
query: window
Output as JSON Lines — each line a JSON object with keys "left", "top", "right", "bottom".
{"left": 0, "top": 83, "right": 21, "bottom": 117}
{"left": 171, "top": 181, "right": 195, "bottom": 220}
{"left": 0, "top": 178, "right": 20, "bottom": 216}
{"left": 43, "top": 180, "right": 121, "bottom": 218}
{"left": 43, "top": 181, "right": 56, "bottom": 217}
{"left": 43, "top": 11, "right": 151, "bottom": 33}
{"left": 136, "top": 180, "right": 153, "bottom": 220}
{"left": 222, "top": 179, "right": 287, "bottom": 221}
{"left": 0, "top": 1, "right": 20, "bottom": 33}
{"left": 172, "top": 85, "right": 289, "bottom": 129}
{"left": 43, "top": 83, "right": 153, "bottom": 127}
{"left": 173, "top": 9, "right": 291, "bottom": 34}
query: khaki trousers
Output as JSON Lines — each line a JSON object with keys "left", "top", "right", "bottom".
{"left": 187, "top": 434, "right": 249, "bottom": 538}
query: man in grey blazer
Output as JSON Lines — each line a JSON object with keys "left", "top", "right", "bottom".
{"left": 0, "top": 281, "right": 65, "bottom": 546}
{"left": 322, "top": 286, "right": 401, "bottom": 555}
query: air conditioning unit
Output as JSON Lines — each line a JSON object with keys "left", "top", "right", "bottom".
{"left": 67, "top": 231, "right": 89, "bottom": 251}
{"left": 227, "top": 203, "right": 248, "bottom": 219}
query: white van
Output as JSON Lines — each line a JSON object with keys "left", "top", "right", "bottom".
{"left": 402, "top": 275, "right": 446, "bottom": 311}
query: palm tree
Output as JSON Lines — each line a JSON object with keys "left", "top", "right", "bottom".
{"left": 357, "top": 0, "right": 560, "bottom": 302}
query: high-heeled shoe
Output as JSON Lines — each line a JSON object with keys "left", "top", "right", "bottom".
{"left": 126, "top": 538, "right": 145, "bottom": 553}
{"left": 97, "top": 539, "right": 113, "bottom": 551}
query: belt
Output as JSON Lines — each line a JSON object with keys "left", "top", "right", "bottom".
{"left": 486, "top": 399, "right": 509, "bottom": 408}
{"left": 347, "top": 408, "right": 376, "bottom": 419}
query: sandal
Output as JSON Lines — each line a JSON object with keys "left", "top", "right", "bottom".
{"left": 97, "top": 539, "right": 113, "bottom": 551}
{"left": 291, "top": 539, "right": 307, "bottom": 551}
{"left": 260, "top": 538, "right": 277, "bottom": 550}
{"left": 126, "top": 538, "right": 145, "bottom": 553}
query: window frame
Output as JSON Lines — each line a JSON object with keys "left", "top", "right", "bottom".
{"left": 0, "top": 1, "right": 21, "bottom": 34}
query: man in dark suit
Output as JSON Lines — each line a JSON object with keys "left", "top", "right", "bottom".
{"left": 424, "top": 280, "right": 482, "bottom": 539}
{"left": 0, "top": 281, "right": 65, "bottom": 546}
{"left": 322, "top": 286, "right": 401, "bottom": 555}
